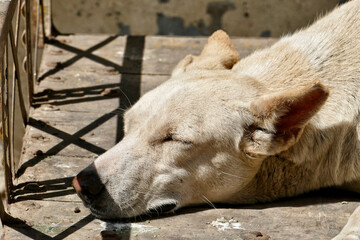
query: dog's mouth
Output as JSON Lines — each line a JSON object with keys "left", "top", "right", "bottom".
{"left": 86, "top": 200, "right": 178, "bottom": 220}
{"left": 147, "top": 202, "right": 178, "bottom": 215}
{"left": 87, "top": 203, "right": 178, "bottom": 221}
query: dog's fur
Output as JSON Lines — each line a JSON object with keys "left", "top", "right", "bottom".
{"left": 75, "top": 1, "right": 360, "bottom": 238}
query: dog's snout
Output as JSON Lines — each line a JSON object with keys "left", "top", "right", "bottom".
{"left": 73, "top": 163, "right": 104, "bottom": 203}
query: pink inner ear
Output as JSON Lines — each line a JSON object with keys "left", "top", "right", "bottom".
{"left": 275, "top": 85, "right": 329, "bottom": 132}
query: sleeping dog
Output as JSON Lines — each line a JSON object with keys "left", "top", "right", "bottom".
{"left": 74, "top": 1, "right": 360, "bottom": 238}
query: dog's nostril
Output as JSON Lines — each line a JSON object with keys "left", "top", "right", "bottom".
{"left": 83, "top": 180, "right": 104, "bottom": 196}
{"left": 73, "top": 175, "right": 104, "bottom": 203}
{"left": 73, "top": 164, "right": 104, "bottom": 203}
{"left": 82, "top": 183, "right": 104, "bottom": 198}
{"left": 148, "top": 203, "right": 177, "bottom": 215}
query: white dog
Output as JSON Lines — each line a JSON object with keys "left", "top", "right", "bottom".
{"left": 73, "top": 1, "right": 360, "bottom": 239}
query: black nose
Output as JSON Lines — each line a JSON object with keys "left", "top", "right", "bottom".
{"left": 73, "top": 163, "right": 104, "bottom": 204}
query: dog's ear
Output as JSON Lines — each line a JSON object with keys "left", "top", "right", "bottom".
{"left": 171, "top": 30, "right": 240, "bottom": 76}
{"left": 243, "top": 82, "right": 329, "bottom": 156}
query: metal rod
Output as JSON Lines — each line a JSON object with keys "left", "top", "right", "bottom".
{"left": 33, "top": 0, "right": 40, "bottom": 82}
{"left": 2, "top": 38, "right": 13, "bottom": 203}
{"left": 9, "top": 33, "right": 16, "bottom": 181}
{"left": 15, "top": 0, "right": 21, "bottom": 43}
{"left": 10, "top": 27, "right": 27, "bottom": 126}
{"left": 13, "top": 0, "right": 27, "bottom": 125}
{"left": 0, "top": 53, "right": 7, "bottom": 215}
{"left": 5, "top": 38, "right": 12, "bottom": 191}
{"left": 40, "top": 0, "right": 46, "bottom": 42}
{"left": 25, "top": 0, "right": 33, "bottom": 106}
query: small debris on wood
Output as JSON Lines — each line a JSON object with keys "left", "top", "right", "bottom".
{"left": 29, "top": 202, "right": 42, "bottom": 209}
{"left": 100, "top": 88, "right": 121, "bottom": 96}
{"left": 104, "top": 66, "right": 118, "bottom": 74}
{"left": 49, "top": 49, "right": 64, "bottom": 55}
{"left": 31, "top": 133, "right": 43, "bottom": 139}
{"left": 101, "top": 88, "right": 112, "bottom": 96}
{"left": 31, "top": 133, "right": 50, "bottom": 142}
{"left": 211, "top": 217, "right": 244, "bottom": 231}
{"left": 35, "top": 150, "right": 44, "bottom": 156}
{"left": 42, "top": 105, "right": 60, "bottom": 111}
{"left": 46, "top": 61, "right": 63, "bottom": 69}
{"left": 241, "top": 231, "right": 271, "bottom": 240}
{"left": 48, "top": 76, "right": 63, "bottom": 82}
{"left": 341, "top": 201, "right": 349, "bottom": 205}
{"left": 58, "top": 38, "right": 71, "bottom": 44}
{"left": 74, "top": 207, "right": 81, "bottom": 213}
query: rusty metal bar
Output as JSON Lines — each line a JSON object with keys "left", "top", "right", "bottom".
{"left": 40, "top": 0, "right": 45, "bottom": 42}
{"left": 10, "top": 38, "right": 16, "bottom": 181}
{"left": 4, "top": 38, "right": 12, "bottom": 186}
{"left": 33, "top": 0, "right": 40, "bottom": 81}
{"left": 0, "top": 51, "right": 7, "bottom": 222}
{"left": 24, "top": 0, "right": 33, "bottom": 106}
{"left": 10, "top": 25, "right": 27, "bottom": 126}
{"left": 1, "top": 37, "right": 12, "bottom": 206}
{"left": 0, "top": 1, "right": 18, "bottom": 221}
{"left": 12, "top": 0, "right": 27, "bottom": 125}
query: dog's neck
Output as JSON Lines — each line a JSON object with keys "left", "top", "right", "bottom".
{"left": 238, "top": 122, "right": 360, "bottom": 203}
{"left": 229, "top": 1, "right": 360, "bottom": 202}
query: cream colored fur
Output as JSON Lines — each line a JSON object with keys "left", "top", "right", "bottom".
{"left": 79, "top": 1, "right": 360, "bottom": 239}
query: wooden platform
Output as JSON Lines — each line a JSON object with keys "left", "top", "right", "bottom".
{"left": 2, "top": 34, "right": 360, "bottom": 239}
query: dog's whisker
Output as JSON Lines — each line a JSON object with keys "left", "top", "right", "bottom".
{"left": 202, "top": 195, "right": 217, "bottom": 209}
{"left": 129, "top": 204, "right": 138, "bottom": 221}
{"left": 115, "top": 107, "right": 128, "bottom": 112}
{"left": 119, "top": 88, "right": 133, "bottom": 108}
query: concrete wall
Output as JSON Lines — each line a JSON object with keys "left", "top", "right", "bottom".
{"left": 53, "top": 0, "right": 344, "bottom": 37}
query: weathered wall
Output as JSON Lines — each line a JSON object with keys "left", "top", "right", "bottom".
{"left": 53, "top": 0, "right": 344, "bottom": 37}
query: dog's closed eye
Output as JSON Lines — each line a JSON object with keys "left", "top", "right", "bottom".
{"left": 162, "top": 134, "right": 174, "bottom": 143}
{"left": 161, "top": 133, "right": 192, "bottom": 146}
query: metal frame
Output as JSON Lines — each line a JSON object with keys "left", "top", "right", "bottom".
{"left": 0, "top": 0, "right": 51, "bottom": 223}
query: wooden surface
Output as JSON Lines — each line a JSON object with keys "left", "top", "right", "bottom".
{"left": 2, "top": 34, "right": 359, "bottom": 239}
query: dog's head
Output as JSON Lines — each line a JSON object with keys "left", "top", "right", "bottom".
{"left": 73, "top": 31, "right": 328, "bottom": 219}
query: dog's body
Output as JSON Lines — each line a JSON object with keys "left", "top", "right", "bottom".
{"left": 74, "top": 1, "right": 360, "bottom": 239}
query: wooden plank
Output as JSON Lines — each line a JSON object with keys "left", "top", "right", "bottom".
{"left": 4, "top": 191, "right": 359, "bottom": 239}
{"left": 3, "top": 34, "right": 360, "bottom": 240}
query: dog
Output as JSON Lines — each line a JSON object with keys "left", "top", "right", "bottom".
{"left": 73, "top": 1, "right": 360, "bottom": 239}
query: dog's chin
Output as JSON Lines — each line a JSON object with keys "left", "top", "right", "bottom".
{"left": 84, "top": 204, "right": 117, "bottom": 220}
{"left": 85, "top": 201, "right": 179, "bottom": 220}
